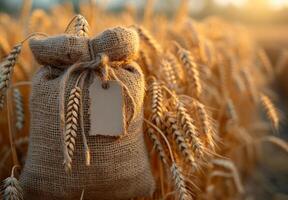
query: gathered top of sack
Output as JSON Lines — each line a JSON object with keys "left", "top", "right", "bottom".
{"left": 29, "top": 26, "right": 140, "bottom": 66}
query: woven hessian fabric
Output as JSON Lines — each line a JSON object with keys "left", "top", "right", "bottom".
{"left": 20, "top": 27, "right": 155, "bottom": 200}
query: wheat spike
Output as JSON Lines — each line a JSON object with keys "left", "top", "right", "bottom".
{"left": 139, "top": 50, "right": 153, "bottom": 74}
{"left": 258, "top": 49, "right": 273, "bottom": 76}
{"left": 166, "top": 52, "right": 185, "bottom": 82}
{"left": 0, "top": 44, "right": 22, "bottom": 109}
{"left": 225, "top": 98, "right": 238, "bottom": 122}
{"left": 13, "top": 89, "right": 24, "bottom": 131}
{"left": 149, "top": 78, "right": 165, "bottom": 128}
{"left": 2, "top": 166, "right": 23, "bottom": 200}
{"left": 147, "top": 127, "right": 168, "bottom": 165}
{"left": 193, "top": 100, "right": 215, "bottom": 149}
{"left": 160, "top": 59, "right": 178, "bottom": 91}
{"left": 65, "top": 14, "right": 89, "bottom": 37}
{"left": 133, "top": 25, "right": 163, "bottom": 55}
{"left": 174, "top": 42, "right": 202, "bottom": 98}
{"left": 0, "top": 94, "right": 5, "bottom": 110}
{"left": 260, "top": 94, "right": 279, "bottom": 130}
{"left": 241, "top": 68, "right": 258, "bottom": 103}
{"left": 171, "top": 163, "right": 192, "bottom": 200}
{"left": 64, "top": 86, "right": 81, "bottom": 174}
{"left": 164, "top": 113, "right": 197, "bottom": 169}
{"left": 176, "top": 98, "right": 204, "bottom": 158}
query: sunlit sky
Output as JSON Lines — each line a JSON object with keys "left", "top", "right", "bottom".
{"left": 214, "top": 0, "right": 288, "bottom": 9}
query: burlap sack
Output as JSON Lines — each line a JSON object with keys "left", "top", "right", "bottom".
{"left": 20, "top": 27, "right": 155, "bottom": 199}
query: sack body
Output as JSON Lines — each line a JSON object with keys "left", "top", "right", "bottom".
{"left": 20, "top": 29, "right": 155, "bottom": 199}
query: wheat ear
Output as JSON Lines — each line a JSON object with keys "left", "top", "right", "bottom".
{"left": 260, "top": 94, "right": 279, "bottom": 130}
{"left": 0, "top": 44, "right": 22, "bottom": 110}
{"left": 160, "top": 59, "right": 178, "bottom": 91}
{"left": 258, "top": 49, "right": 273, "bottom": 76}
{"left": 13, "top": 89, "right": 24, "bottom": 131}
{"left": 149, "top": 77, "right": 165, "bottom": 128}
{"left": 133, "top": 25, "right": 163, "bottom": 55}
{"left": 193, "top": 100, "right": 215, "bottom": 149}
{"left": 171, "top": 163, "right": 192, "bottom": 200}
{"left": 175, "top": 98, "right": 204, "bottom": 158}
{"left": 174, "top": 42, "right": 202, "bottom": 98}
{"left": 2, "top": 165, "right": 23, "bottom": 200}
{"left": 226, "top": 98, "right": 238, "bottom": 122}
{"left": 147, "top": 127, "right": 168, "bottom": 165}
{"left": 64, "top": 86, "right": 81, "bottom": 174}
{"left": 164, "top": 113, "right": 197, "bottom": 169}
{"left": 65, "top": 14, "right": 89, "bottom": 37}
{"left": 144, "top": 119, "right": 193, "bottom": 199}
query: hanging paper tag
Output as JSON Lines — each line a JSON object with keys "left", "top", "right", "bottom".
{"left": 89, "top": 77, "right": 124, "bottom": 136}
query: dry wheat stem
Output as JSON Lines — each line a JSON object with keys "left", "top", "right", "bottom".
{"left": 212, "top": 159, "right": 244, "bottom": 194}
{"left": 260, "top": 94, "right": 279, "bottom": 130}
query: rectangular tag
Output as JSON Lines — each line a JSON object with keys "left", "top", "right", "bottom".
{"left": 89, "top": 76, "right": 124, "bottom": 136}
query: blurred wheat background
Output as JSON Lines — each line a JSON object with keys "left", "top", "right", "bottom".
{"left": 0, "top": 0, "right": 288, "bottom": 199}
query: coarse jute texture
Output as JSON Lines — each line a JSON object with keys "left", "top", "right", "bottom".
{"left": 20, "top": 26, "right": 155, "bottom": 200}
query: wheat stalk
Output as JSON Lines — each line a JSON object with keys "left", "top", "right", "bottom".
{"left": 13, "top": 89, "right": 24, "bottom": 131}
{"left": 149, "top": 78, "right": 165, "bottom": 128}
{"left": 160, "top": 59, "right": 178, "bottom": 91}
{"left": 174, "top": 42, "right": 202, "bottom": 99}
{"left": 175, "top": 98, "right": 204, "bottom": 158}
{"left": 171, "top": 163, "right": 192, "bottom": 200}
{"left": 65, "top": 14, "right": 89, "bottom": 37}
{"left": 0, "top": 44, "right": 22, "bottom": 110}
{"left": 133, "top": 25, "right": 163, "bottom": 55}
{"left": 2, "top": 166, "right": 23, "bottom": 200}
{"left": 164, "top": 112, "right": 197, "bottom": 169}
{"left": 64, "top": 86, "right": 81, "bottom": 174}
{"left": 193, "top": 100, "right": 215, "bottom": 149}
{"left": 260, "top": 93, "right": 279, "bottom": 130}
{"left": 147, "top": 127, "right": 168, "bottom": 165}
{"left": 225, "top": 98, "right": 238, "bottom": 122}
{"left": 257, "top": 49, "right": 273, "bottom": 77}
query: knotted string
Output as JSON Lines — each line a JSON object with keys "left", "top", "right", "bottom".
{"left": 59, "top": 40, "right": 137, "bottom": 169}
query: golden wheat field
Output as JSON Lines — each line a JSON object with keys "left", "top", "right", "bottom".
{"left": 0, "top": 0, "right": 288, "bottom": 200}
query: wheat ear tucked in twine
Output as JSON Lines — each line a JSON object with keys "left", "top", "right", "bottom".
{"left": 13, "top": 88, "right": 24, "bottom": 131}
{"left": 63, "top": 73, "right": 86, "bottom": 174}
{"left": 2, "top": 165, "right": 23, "bottom": 200}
